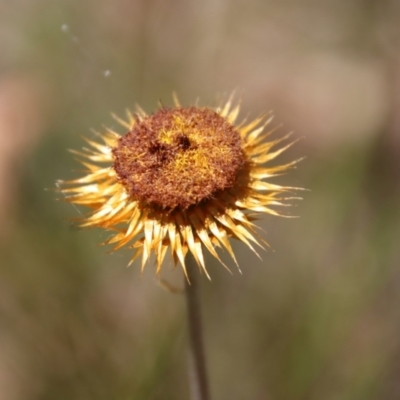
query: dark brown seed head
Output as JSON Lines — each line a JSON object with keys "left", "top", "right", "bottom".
{"left": 112, "top": 106, "right": 244, "bottom": 209}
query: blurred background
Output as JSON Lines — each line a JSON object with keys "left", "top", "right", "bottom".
{"left": 1, "top": 0, "right": 400, "bottom": 399}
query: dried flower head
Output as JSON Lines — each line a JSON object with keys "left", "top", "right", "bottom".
{"left": 58, "top": 95, "right": 301, "bottom": 278}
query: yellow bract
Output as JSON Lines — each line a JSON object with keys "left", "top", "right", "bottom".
{"left": 58, "top": 96, "right": 302, "bottom": 279}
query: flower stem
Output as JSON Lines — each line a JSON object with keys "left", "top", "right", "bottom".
{"left": 184, "top": 259, "right": 211, "bottom": 400}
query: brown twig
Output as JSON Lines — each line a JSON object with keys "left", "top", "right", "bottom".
{"left": 184, "top": 259, "right": 211, "bottom": 400}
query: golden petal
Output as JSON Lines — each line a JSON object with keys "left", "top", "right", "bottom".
{"left": 156, "top": 241, "right": 169, "bottom": 274}
{"left": 211, "top": 210, "right": 263, "bottom": 256}
{"left": 103, "top": 129, "right": 121, "bottom": 145}
{"left": 59, "top": 169, "right": 113, "bottom": 185}
{"left": 82, "top": 137, "right": 112, "bottom": 155}
{"left": 243, "top": 124, "right": 268, "bottom": 143}
{"left": 249, "top": 159, "right": 301, "bottom": 179}
{"left": 126, "top": 109, "right": 136, "bottom": 126}
{"left": 249, "top": 132, "right": 293, "bottom": 156}
{"left": 240, "top": 203, "right": 283, "bottom": 215}
{"left": 227, "top": 104, "right": 240, "bottom": 124}
{"left": 194, "top": 239, "right": 210, "bottom": 279}
{"left": 174, "top": 231, "right": 188, "bottom": 272}
{"left": 79, "top": 160, "right": 112, "bottom": 172}
{"left": 141, "top": 239, "right": 150, "bottom": 272}
{"left": 175, "top": 212, "right": 204, "bottom": 271}
{"left": 128, "top": 246, "right": 143, "bottom": 266}
{"left": 61, "top": 184, "right": 102, "bottom": 195}
{"left": 196, "top": 208, "right": 239, "bottom": 269}
{"left": 61, "top": 197, "right": 103, "bottom": 207}
{"left": 135, "top": 104, "right": 147, "bottom": 119}
{"left": 219, "top": 94, "right": 234, "bottom": 117}
{"left": 111, "top": 113, "right": 132, "bottom": 130}
{"left": 248, "top": 181, "right": 288, "bottom": 192}
{"left": 172, "top": 92, "right": 181, "bottom": 107}
{"left": 225, "top": 208, "right": 256, "bottom": 229}
{"left": 251, "top": 139, "right": 299, "bottom": 164}
{"left": 152, "top": 220, "right": 162, "bottom": 246}
{"left": 108, "top": 219, "right": 145, "bottom": 250}
{"left": 69, "top": 149, "right": 112, "bottom": 163}
{"left": 167, "top": 222, "right": 177, "bottom": 258}
{"left": 247, "top": 124, "right": 282, "bottom": 146}
{"left": 188, "top": 211, "right": 231, "bottom": 273}
{"left": 240, "top": 114, "right": 272, "bottom": 137}
{"left": 143, "top": 218, "right": 155, "bottom": 258}
{"left": 125, "top": 207, "right": 142, "bottom": 237}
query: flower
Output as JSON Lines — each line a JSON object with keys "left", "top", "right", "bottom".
{"left": 58, "top": 95, "right": 301, "bottom": 279}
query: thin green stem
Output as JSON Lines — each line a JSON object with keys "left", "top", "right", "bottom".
{"left": 184, "top": 259, "right": 211, "bottom": 400}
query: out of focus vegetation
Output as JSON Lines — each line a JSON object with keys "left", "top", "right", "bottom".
{"left": 1, "top": 1, "right": 400, "bottom": 399}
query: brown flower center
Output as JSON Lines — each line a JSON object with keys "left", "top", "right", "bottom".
{"left": 112, "top": 107, "right": 244, "bottom": 209}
